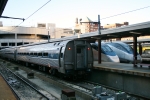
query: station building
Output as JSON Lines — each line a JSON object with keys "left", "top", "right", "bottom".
{"left": 74, "top": 17, "right": 101, "bottom": 34}
{"left": 0, "top": 22, "right": 74, "bottom": 49}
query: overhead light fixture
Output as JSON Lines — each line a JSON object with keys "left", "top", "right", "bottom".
{"left": 130, "top": 31, "right": 141, "bottom": 34}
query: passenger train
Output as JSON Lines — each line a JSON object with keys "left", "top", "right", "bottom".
{"left": 91, "top": 42, "right": 120, "bottom": 62}
{"left": 0, "top": 40, "right": 93, "bottom": 79}
{"left": 106, "top": 41, "right": 142, "bottom": 63}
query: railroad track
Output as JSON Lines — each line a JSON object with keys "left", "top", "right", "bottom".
{"left": 0, "top": 62, "right": 56, "bottom": 100}
{"left": 0, "top": 59, "right": 141, "bottom": 100}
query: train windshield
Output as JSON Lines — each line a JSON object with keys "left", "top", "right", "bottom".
{"left": 120, "top": 43, "right": 133, "bottom": 53}
{"left": 124, "top": 45, "right": 133, "bottom": 52}
{"left": 109, "top": 43, "right": 128, "bottom": 52}
{"left": 102, "top": 45, "right": 113, "bottom": 52}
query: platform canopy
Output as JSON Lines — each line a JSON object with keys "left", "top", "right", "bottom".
{"left": 0, "top": 0, "right": 8, "bottom": 17}
{"left": 45, "top": 21, "right": 150, "bottom": 43}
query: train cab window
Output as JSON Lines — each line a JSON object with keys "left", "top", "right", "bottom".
{"left": 43, "top": 52, "right": 48, "bottom": 57}
{"left": 111, "top": 43, "right": 125, "bottom": 51}
{"left": 77, "top": 48, "right": 81, "bottom": 53}
{"left": 124, "top": 45, "right": 133, "bottom": 52}
{"left": 38, "top": 52, "right": 42, "bottom": 56}
{"left": 102, "top": 46, "right": 112, "bottom": 52}
{"left": 27, "top": 53, "right": 29, "bottom": 55}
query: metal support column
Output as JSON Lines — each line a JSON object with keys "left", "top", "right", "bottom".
{"left": 98, "top": 39, "right": 101, "bottom": 63}
{"left": 15, "top": 33, "right": 17, "bottom": 46}
{"left": 35, "top": 34, "right": 37, "bottom": 41}
{"left": 139, "top": 43, "right": 142, "bottom": 55}
{"left": 98, "top": 15, "right": 101, "bottom": 64}
{"left": 133, "top": 35, "right": 137, "bottom": 67}
{"left": 48, "top": 31, "right": 50, "bottom": 42}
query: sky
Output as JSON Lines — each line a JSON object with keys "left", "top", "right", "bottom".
{"left": 0, "top": 0, "right": 150, "bottom": 28}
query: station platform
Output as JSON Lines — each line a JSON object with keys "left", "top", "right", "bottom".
{"left": 0, "top": 74, "right": 18, "bottom": 100}
{"left": 93, "top": 61, "right": 150, "bottom": 77}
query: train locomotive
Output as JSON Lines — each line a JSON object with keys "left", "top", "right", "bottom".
{"left": 106, "top": 41, "right": 142, "bottom": 63}
{"left": 0, "top": 40, "right": 93, "bottom": 79}
{"left": 91, "top": 42, "right": 120, "bottom": 62}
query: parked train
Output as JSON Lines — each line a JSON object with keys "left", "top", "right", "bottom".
{"left": 106, "top": 41, "right": 142, "bottom": 63}
{"left": 0, "top": 40, "right": 93, "bottom": 79}
{"left": 91, "top": 42, "right": 120, "bottom": 62}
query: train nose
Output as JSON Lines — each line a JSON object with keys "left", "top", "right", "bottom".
{"left": 109, "top": 55, "right": 120, "bottom": 62}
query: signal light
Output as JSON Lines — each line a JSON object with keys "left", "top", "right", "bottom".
{"left": 88, "top": 48, "right": 90, "bottom": 50}
{"left": 68, "top": 47, "right": 71, "bottom": 50}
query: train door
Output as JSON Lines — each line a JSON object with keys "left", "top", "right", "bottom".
{"left": 59, "top": 46, "right": 64, "bottom": 68}
{"left": 75, "top": 45, "right": 87, "bottom": 70}
{"left": 59, "top": 46, "right": 66, "bottom": 74}
{"left": 14, "top": 49, "right": 17, "bottom": 61}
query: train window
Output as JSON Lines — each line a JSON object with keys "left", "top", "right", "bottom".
{"left": 60, "top": 53, "right": 63, "bottom": 58}
{"left": 43, "top": 52, "right": 48, "bottom": 56}
{"left": 27, "top": 53, "right": 29, "bottom": 55}
{"left": 30, "top": 52, "right": 33, "bottom": 55}
{"left": 38, "top": 52, "right": 42, "bottom": 56}
{"left": 77, "top": 48, "right": 81, "bottom": 53}
{"left": 58, "top": 42, "right": 60, "bottom": 45}
{"left": 54, "top": 53, "right": 59, "bottom": 59}
{"left": 34, "top": 53, "right": 37, "bottom": 56}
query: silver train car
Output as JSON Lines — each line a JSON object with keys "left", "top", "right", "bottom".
{"left": 106, "top": 41, "right": 142, "bottom": 63}
{"left": 91, "top": 42, "right": 120, "bottom": 62}
{"left": 0, "top": 40, "right": 93, "bottom": 78}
